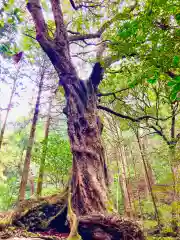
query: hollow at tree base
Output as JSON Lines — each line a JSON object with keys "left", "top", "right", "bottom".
{"left": 0, "top": 193, "right": 145, "bottom": 240}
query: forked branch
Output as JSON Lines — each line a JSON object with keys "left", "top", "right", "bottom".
{"left": 27, "top": 0, "right": 74, "bottom": 74}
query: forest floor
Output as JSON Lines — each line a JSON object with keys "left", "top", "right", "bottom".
{"left": 0, "top": 193, "right": 179, "bottom": 240}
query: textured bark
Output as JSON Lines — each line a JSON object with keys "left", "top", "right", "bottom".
{"left": 37, "top": 95, "right": 53, "bottom": 197}
{"left": 18, "top": 74, "right": 44, "bottom": 202}
{"left": 66, "top": 78, "right": 109, "bottom": 215}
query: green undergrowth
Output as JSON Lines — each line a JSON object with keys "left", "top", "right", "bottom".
{"left": 147, "top": 237, "right": 176, "bottom": 240}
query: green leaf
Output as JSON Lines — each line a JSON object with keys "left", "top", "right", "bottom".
{"left": 41, "top": 0, "right": 49, "bottom": 11}
{"left": 129, "top": 80, "right": 137, "bottom": 88}
{"left": 170, "top": 91, "right": 178, "bottom": 101}
{"left": 167, "top": 81, "right": 176, "bottom": 86}
{"left": 7, "top": 18, "right": 14, "bottom": 24}
{"left": 14, "top": 8, "right": 20, "bottom": 15}
{"left": 174, "top": 76, "right": 180, "bottom": 82}
{"left": 170, "top": 83, "right": 180, "bottom": 101}
{"left": 147, "top": 78, "right": 156, "bottom": 84}
{"left": 173, "top": 56, "right": 179, "bottom": 67}
{"left": 172, "top": 83, "right": 180, "bottom": 92}
{"left": 175, "top": 13, "right": 180, "bottom": 24}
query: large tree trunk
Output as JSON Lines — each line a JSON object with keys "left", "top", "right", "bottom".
{"left": 66, "top": 80, "right": 109, "bottom": 216}
{"left": 26, "top": 1, "right": 144, "bottom": 239}
{"left": 37, "top": 94, "right": 53, "bottom": 197}
{"left": 18, "top": 73, "right": 44, "bottom": 202}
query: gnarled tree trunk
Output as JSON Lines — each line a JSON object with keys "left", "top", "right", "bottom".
{"left": 26, "top": 1, "right": 144, "bottom": 239}
{"left": 63, "top": 73, "right": 110, "bottom": 216}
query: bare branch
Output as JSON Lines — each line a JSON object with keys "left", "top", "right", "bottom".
{"left": 67, "top": 30, "right": 81, "bottom": 35}
{"left": 69, "top": 32, "right": 101, "bottom": 41}
{"left": 97, "top": 87, "right": 129, "bottom": 97}
{"left": 23, "top": 33, "right": 36, "bottom": 40}
{"left": 69, "top": 0, "right": 103, "bottom": 10}
{"left": 98, "top": 105, "right": 165, "bottom": 122}
{"left": 149, "top": 124, "right": 170, "bottom": 145}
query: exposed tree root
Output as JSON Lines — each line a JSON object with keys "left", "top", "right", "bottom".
{"left": 0, "top": 190, "right": 145, "bottom": 240}
{"left": 0, "top": 188, "right": 68, "bottom": 232}
{"left": 78, "top": 214, "right": 145, "bottom": 240}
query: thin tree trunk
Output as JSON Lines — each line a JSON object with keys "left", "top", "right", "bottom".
{"left": 108, "top": 116, "right": 134, "bottom": 218}
{"left": 36, "top": 94, "right": 53, "bottom": 197}
{"left": 169, "top": 103, "right": 179, "bottom": 232}
{"left": 169, "top": 145, "right": 179, "bottom": 232}
{"left": 0, "top": 79, "right": 16, "bottom": 149}
{"left": 141, "top": 135, "right": 155, "bottom": 186}
{"left": 136, "top": 132, "right": 161, "bottom": 227}
{"left": 18, "top": 73, "right": 44, "bottom": 202}
{"left": 137, "top": 139, "right": 149, "bottom": 198}
{"left": 124, "top": 144, "right": 137, "bottom": 218}
{"left": 114, "top": 145, "right": 125, "bottom": 213}
{"left": 28, "top": 168, "right": 35, "bottom": 196}
{"left": 17, "top": 148, "right": 34, "bottom": 197}
{"left": 129, "top": 145, "right": 143, "bottom": 220}
{"left": 119, "top": 143, "right": 134, "bottom": 219}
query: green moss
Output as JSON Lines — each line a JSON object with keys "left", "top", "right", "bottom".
{"left": 0, "top": 211, "right": 14, "bottom": 229}
{"left": 147, "top": 237, "right": 175, "bottom": 240}
{"left": 67, "top": 190, "right": 82, "bottom": 240}
{"left": 143, "top": 220, "right": 158, "bottom": 230}
{"left": 161, "top": 226, "right": 174, "bottom": 234}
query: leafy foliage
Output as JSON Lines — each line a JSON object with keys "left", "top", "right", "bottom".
{"left": 33, "top": 133, "right": 72, "bottom": 189}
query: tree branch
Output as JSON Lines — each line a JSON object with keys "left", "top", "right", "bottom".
{"left": 69, "top": 2, "right": 137, "bottom": 41}
{"left": 69, "top": 0, "right": 102, "bottom": 10}
{"left": 98, "top": 105, "right": 165, "bottom": 122}
{"left": 148, "top": 124, "right": 170, "bottom": 145}
{"left": 69, "top": 32, "right": 101, "bottom": 41}
{"left": 50, "top": 0, "right": 68, "bottom": 41}
{"left": 23, "top": 33, "right": 36, "bottom": 40}
{"left": 27, "top": 0, "right": 49, "bottom": 40}
{"left": 97, "top": 87, "right": 129, "bottom": 97}
{"left": 27, "top": 0, "right": 74, "bottom": 74}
